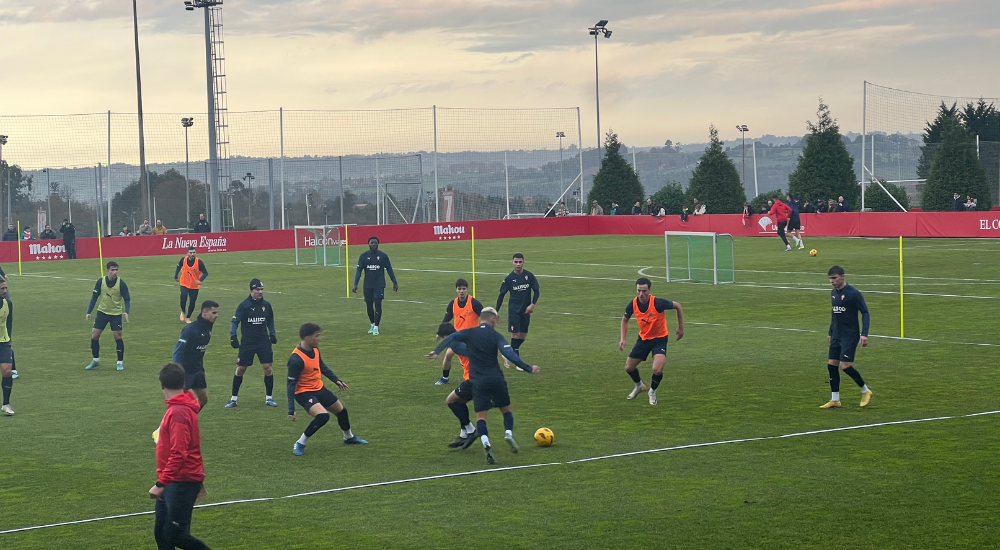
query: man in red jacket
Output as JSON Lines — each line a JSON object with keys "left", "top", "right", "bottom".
{"left": 150, "top": 363, "right": 211, "bottom": 550}
{"left": 768, "top": 198, "right": 793, "bottom": 251}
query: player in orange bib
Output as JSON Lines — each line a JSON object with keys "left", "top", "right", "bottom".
{"left": 174, "top": 246, "right": 208, "bottom": 323}
{"left": 432, "top": 279, "right": 484, "bottom": 449}
{"left": 619, "top": 277, "right": 684, "bottom": 406}
{"left": 286, "top": 323, "right": 367, "bottom": 456}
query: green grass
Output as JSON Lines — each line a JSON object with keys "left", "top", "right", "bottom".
{"left": 2, "top": 235, "right": 1000, "bottom": 548}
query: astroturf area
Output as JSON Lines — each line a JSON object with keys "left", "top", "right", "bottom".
{"left": 1, "top": 235, "right": 999, "bottom": 549}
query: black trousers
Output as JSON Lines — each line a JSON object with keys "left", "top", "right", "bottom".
{"left": 153, "top": 481, "right": 211, "bottom": 550}
{"left": 64, "top": 239, "right": 76, "bottom": 259}
{"left": 776, "top": 221, "right": 789, "bottom": 246}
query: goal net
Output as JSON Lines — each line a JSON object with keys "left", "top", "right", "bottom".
{"left": 294, "top": 225, "right": 344, "bottom": 266}
{"left": 664, "top": 232, "right": 735, "bottom": 284}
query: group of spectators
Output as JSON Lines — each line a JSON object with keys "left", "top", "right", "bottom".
{"left": 754, "top": 195, "right": 851, "bottom": 215}
{"left": 119, "top": 213, "right": 212, "bottom": 236}
{"left": 2, "top": 218, "right": 78, "bottom": 258}
{"left": 952, "top": 193, "right": 978, "bottom": 211}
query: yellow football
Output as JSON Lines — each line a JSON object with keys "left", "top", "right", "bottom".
{"left": 809, "top": 249, "right": 818, "bottom": 257}
{"left": 534, "top": 427, "right": 554, "bottom": 447}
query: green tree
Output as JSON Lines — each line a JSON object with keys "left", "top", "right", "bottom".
{"left": 960, "top": 99, "right": 1000, "bottom": 141}
{"left": 650, "top": 182, "right": 685, "bottom": 215}
{"left": 917, "top": 102, "right": 960, "bottom": 179}
{"left": 685, "top": 125, "right": 745, "bottom": 213}
{"left": 788, "top": 99, "right": 860, "bottom": 208}
{"left": 0, "top": 160, "right": 34, "bottom": 213}
{"left": 866, "top": 179, "right": 911, "bottom": 212}
{"left": 921, "top": 117, "right": 992, "bottom": 211}
{"left": 749, "top": 189, "right": 784, "bottom": 213}
{"left": 587, "top": 130, "right": 645, "bottom": 212}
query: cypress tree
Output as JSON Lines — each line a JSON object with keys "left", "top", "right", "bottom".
{"left": 921, "top": 117, "right": 992, "bottom": 211}
{"left": 587, "top": 130, "right": 645, "bottom": 212}
{"left": 788, "top": 99, "right": 860, "bottom": 208}
{"left": 917, "top": 102, "right": 960, "bottom": 180}
{"left": 685, "top": 125, "right": 745, "bottom": 213}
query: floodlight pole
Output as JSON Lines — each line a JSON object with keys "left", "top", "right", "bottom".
{"left": 44, "top": 168, "right": 51, "bottom": 225}
{"left": 132, "top": 0, "right": 151, "bottom": 223}
{"left": 736, "top": 125, "right": 748, "bottom": 195}
{"left": 182, "top": 117, "right": 194, "bottom": 228}
{"left": 589, "top": 21, "right": 611, "bottom": 165}
{"left": 0, "top": 135, "right": 7, "bottom": 227}
{"left": 186, "top": 0, "right": 222, "bottom": 232}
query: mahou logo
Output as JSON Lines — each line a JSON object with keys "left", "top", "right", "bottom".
{"left": 434, "top": 224, "right": 465, "bottom": 240}
{"left": 29, "top": 242, "right": 67, "bottom": 260}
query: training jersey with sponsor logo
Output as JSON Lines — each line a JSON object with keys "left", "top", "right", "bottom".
{"left": 443, "top": 297, "right": 483, "bottom": 331}
{"left": 433, "top": 323, "right": 532, "bottom": 383}
{"left": 830, "top": 284, "right": 870, "bottom": 338}
{"left": 93, "top": 276, "right": 131, "bottom": 316}
{"left": 176, "top": 256, "right": 208, "bottom": 289}
{"left": 0, "top": 297, "right": 11, "bottom": 343}
{"left": 172, "top": 316, "right": 213, "bottom": 373}
{"left": 231, "top": 295, "right": 275, "bottom": 346}
{"left": 496, "top": 270, "right": 540, "bottom": 315}
{"left": 353, "top": 250, "right": 398, "bottom": 290}
{"left": 624, "top": 296, "right": 673, "bottom": 340}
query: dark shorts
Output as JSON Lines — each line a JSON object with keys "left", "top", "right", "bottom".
{"left": 0, "top": 342, "right": 12, "bottom": 364}
{"left": 93, "top": 311, "right": 123, "bottom": 332}
{"left": 454, "top": 379, "right": 474, "bottom": 402}
{"left": 828, "top": 336, "right": 860, "bottom": 363}
{"left": 363, "top": 287, "right": 385, "bottom": 303}
{"left": 184, "top": 369, "right": 207, "bottom": 391}
{"left": 472, "top": 378, "right": 511, "bottom": 413}
{"left": 237, "top": 344, "right": 274, "bottom": 367}
{"left": 508, "top": 312, "right": 531, "bottom": 334}
{"left": 629, "top": 336, "right": 668, "bottom": 361}
{"left": 295, "top": 387, "right": 339, "bottom": 411}
{"left": 789, "top": 214, "right": 802, "bottom": 230}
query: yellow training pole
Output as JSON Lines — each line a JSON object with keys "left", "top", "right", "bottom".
{"left": 17, "top": 221, "right": 22, "bottom": 275}
{"left": 471, "top": 226, "right": 476, "bottom": 297}
{"left": 344, "top": 224, "right": 350, "bottom": 298}
{"left": 899, "top": 235, "right": 904, "bottom": 339}
{"left": 98, "top": 221, "right": 105, "bottom": 276}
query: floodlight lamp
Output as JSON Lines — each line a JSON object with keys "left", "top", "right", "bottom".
{"left": 589, "top": 30, "right": 597, "bottom": 35}
{"left": 604, "top": 30, "right": 612, "bottom": 38}
{"left": 556, "top": 131, "right": 566, "bottom": 138}
{"left": 741, "top": 125, "right": 749, "bottom": 132}
{"left": 596, "top": 20, "right": 608, "bottom": 28}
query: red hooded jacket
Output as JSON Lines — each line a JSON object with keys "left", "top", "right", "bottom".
{"left": 156, "top": 391, "right": 205, "bottom": 484}
{"left": 768, "top": 199, "right": 793, "bottom": 223}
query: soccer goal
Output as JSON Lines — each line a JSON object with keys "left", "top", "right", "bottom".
{"left": 294, "top": 225, "right": 345, "bottom": 266}
{"left": 664, "top": 232, "right": 735, "bottom": 284}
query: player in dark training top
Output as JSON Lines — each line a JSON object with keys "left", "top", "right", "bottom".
{"left": 821, "top": 266, "right": 873, "bottom": 409}
{"left": 620, "top": 278, "right": 684, "bottom": 406}
{"left": 428, "top": 307, "right": 540, "bottom": 465}
{"left": 225, "top": 278, "right": 278, "bottom": 409}
{"left": 174, "top": 246, "right": 208, "bottom": 324}
{"left": 172, "top": 300, "right": 219, "bottom": 410}
{"left": 352, "top": 236, "right": 398, "bottom": 335}
{"left": 286, "top": 323, "right": 368, "bottom": 455}
{"left": 0, "top": 281, "right": 14, "bottom": 416}
{"left": 495, "top": 253, "right": 539, "bottom": 366}
{"left": 85, "top": 261, "right": 131, "bottom": 371}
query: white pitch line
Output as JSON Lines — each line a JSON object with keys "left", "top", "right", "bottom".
{"left": 4, "top": 411, "right": 998, "bottom": 536}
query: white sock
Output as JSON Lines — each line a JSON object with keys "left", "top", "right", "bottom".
{"left": 231, "top": 396, "right": 238, "bottom": 401}
{"left": 265, "top": 395, "right": 272, "bottom": 400}
{"left": 459, "top": 427, "right": 468, "bottom": 437}
{"left": 465, "top": 422, "right": 476, "bottom": 433}
{"left": 505, "top": 429, "right": 513, "bottom": 437}
{"left": 832, "top": 392, "right": 840, "bottom": 401}
{"left": 861, "top": 385, "right": 870, "bottom": 394}
{"left": 374, "top": 325, "right": 378, "bottom": 330}
{"left": 481, "top": 435, "right": 491, "bottom": 447}
{"left": 342, "top": 429, "right": 354, "bottom": 439}
{"left": 297, "top": 434, "right": 308, "bottom": 445}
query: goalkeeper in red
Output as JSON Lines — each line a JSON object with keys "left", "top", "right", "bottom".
{"left": 619, "top": 278, "right": 684, "bottom": 406}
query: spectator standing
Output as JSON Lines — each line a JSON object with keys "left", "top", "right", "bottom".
{"left": 557, "top": 202, "right": 568, "bottom": 217}
{"left": 632, "top": 202, "right": 642, "bottom": 215}
{"left": 60, "top": 219, "right": 77, "bottom": 259}
{"left": 120, "top": 226, "right": 132, "bottom": 237}
{"left": 21, "top": 226, "right": 32, "bottom": 240}
{"left": 951, "top": 192, "right": 964, "bottom": 211}
{"left": 742, "top": 203, "right": 751, "bottom": 226}
{"left": 802, "top": 200, "right": 816, "bottom": 214}
{"left": 2, "top": 225, "right": 17, "bottom": 241}
{"left": 138, "top": 220, "right": 153, "bottom": 236}
{"left": 591, "top": 201, "right": 604, "bottom": 216}
{"left": 827, "top": 199, "right": 837, "bottom": 213}
{"left": 544, "top": 204, "right": 556, "bottom": 218}
{"left": 767, "top": 198, "right": 793, "bottom": 251}
{"left": 39, "top": 225, "right": 58, "bottom": 240}
{"left": 193, "top": 214, "right": 210, "bottom": 233}
{"left": 692, "top": 198, "right": 706, "bottom": 216}
{"left": 965, "top": 196, "right": 977, "bottom": 211}
{"left": 837, "top": 196, "right": 851, "bottom": 212}
{"left": 645, "top": 198, "right": 654, "bottom": 215}
{"left": 609, "top": 202, "right": 619, "bottom": 215}
{"left": 153, "top": 220, "right": 169, "bottom": 235}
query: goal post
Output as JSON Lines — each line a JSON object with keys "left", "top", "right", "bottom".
{"left": 664, "top": 232, "right": 735, "bottom": 284}
{"left": 294, "top": 225, "right": 346, "bottom": 266}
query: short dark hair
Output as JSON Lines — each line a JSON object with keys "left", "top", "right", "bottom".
{"left": 106, "top": 261, "right": 119, "bottom": 270}
{"left": 455, "top": 278, "right": 469, "bottom": 288}
{"left": 187, "top": 246, "right": 196, "bottom": 251}
{"left": 159, "top": 363, "right": 186, "bottom": 390}
{"left": 368, "top": 236, "right": 379, "bottom": 243}
{"left": 512, "top": 253, "right": 524, "bottom": 260}
{"left": 201, "top": 300, "right": 219, "bottom": 311}
{"left": 636, "top": 277, "right": 652, "bottom": 289}
{"left": 299, "top": 322, "right": 322, "bottom": 339}
{"left": 436, "top": 322, "right": 457, "bottom": 338}
{"left": 828, "top": 265, "right": 845, "bottom": 277}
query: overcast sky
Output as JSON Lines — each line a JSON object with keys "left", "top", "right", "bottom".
{"left": 2, "top": 0, "right": 999, "bottom": 147}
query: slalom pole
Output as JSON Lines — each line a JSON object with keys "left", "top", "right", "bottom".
{"left": 98, "top": 221, "right": 104, "bottom": 277}
{"left": 899, "top": 235, "right": 904, "bottom": 338}
{"left": 471, "top": 226, "right": 476, "bottom": 297}
{"left": 16, "top": 221, "right": 22, "bottom": 275}
{"left": 344, "top": 224, "right": 350, "bottom": 298}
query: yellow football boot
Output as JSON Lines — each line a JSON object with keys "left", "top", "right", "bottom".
{"left": 819, "top": 400, "right": 842, "bottom": 409}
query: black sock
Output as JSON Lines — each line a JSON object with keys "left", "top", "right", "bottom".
{"left": 304, "top": 412, "right": 329, "bottom": 438}
{"left": 264, "top": 375, "right": 274, "bottom": 396}
{"left": 335, "top": 408, "right": 351, "bottom": 431}
{"left": 448, "top": 402, "right": 470, "bottom": 427}
{"left": 366, "top": 301, "right": 376, "bottom": 324}
{"left": 442, "top": 369, "right": 450, "bottom": 379}
{"left": 827, "top": 364, "right": 841, "bottom": 393}
{"left": 2, "top": 376, "right": 11, "bottom": 406}
{"left": 502, "top": 411, "right": 514, "bottom": 431}
{"left": 477, "top": 419, "right": 488, "bottom": 438}
{"left": 651, "top": 372, "right": 663, "bottom": 390}
{"left": 374, "top": 301, "right": 383, "bottom": 326}
{"left": 627, "top": 368, "right": 642, "bottom": 384}
{"left": 843, "top": 366, "right": 865, "bottom": 388}
{"left": 232, "top": 375, "right": 244, "bottom": 397}
{"left": 91, "top": 339, "right": 100, "bottom": 359}
{"left": 115, "top": 339, "right": 124, "bottom": 361}
{"left": 511, "top": 338, "right": 523, "bottom": 355}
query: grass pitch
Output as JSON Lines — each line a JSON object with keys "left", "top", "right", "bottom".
{"left": 2, "top": 235, "right": 999, "bottom": 549}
